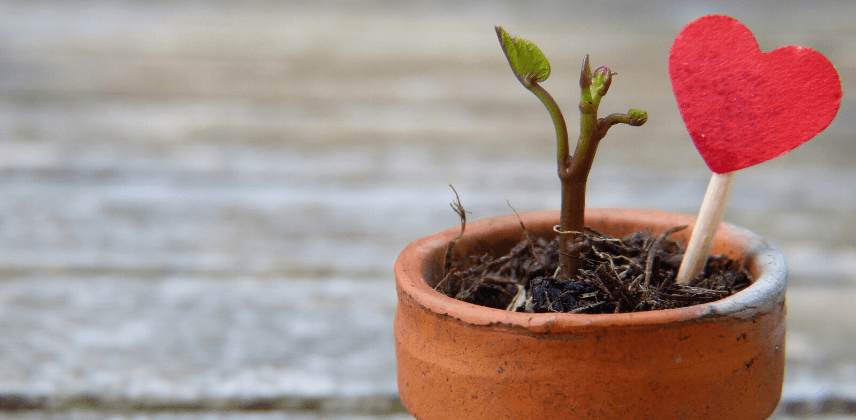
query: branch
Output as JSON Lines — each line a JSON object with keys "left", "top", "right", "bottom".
{"left": 594, "top": 109, "right": 649, "bottom": 140}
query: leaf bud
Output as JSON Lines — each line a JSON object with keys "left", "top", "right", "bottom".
{"left": 628, "top": 109, "right": 648, "bottom": 126}
{"left": 579, "top": 55, "right": 592, "bottom": 89}
{"left": 592, "top": 66, "right": 613, "bottom": 97}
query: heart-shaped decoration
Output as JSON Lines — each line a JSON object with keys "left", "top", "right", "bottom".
{"left": 669, "top": 15, "right": 842, "bottom": 173}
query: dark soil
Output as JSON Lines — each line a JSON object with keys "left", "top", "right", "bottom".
{"left": 435, "top": 224, "right": 752, "bottom": 314}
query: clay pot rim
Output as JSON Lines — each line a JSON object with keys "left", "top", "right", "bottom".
{"left": 395, "top": 208, "right": 787, "bottom": 334}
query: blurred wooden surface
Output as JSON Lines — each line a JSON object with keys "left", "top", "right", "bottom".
{"left": 0, "top": 1, "right": 854, "bottom": 418}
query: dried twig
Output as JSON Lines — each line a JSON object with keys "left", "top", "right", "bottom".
{"left": 644, "top": 225, "right": 688, "bottom": 288}
{"left": 436, "top": 185, "right": 470, "bottom": 293}
{"left": 508, "top": 200, "right": 545, "bottom": 269}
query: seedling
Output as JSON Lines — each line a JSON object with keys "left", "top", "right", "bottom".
{"left": 495, "top": 26, "right": 648, "bottom": 281}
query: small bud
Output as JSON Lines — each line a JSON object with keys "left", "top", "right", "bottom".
{"left": 592, "top": 66, "right": 612, "bottom": 97}
{"left": 628, "top": 109, "right": 648, "bottom": 126}
{"left": 579, "top": 55, "right": 592, "bottom": 88}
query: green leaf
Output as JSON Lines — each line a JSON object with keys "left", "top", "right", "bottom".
{"left": 495, "top": 26, "right": 551, "bottom": 86}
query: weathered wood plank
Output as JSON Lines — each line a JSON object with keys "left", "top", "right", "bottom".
{"left": 0, "top": 1, "right": 854, "bottom": 415}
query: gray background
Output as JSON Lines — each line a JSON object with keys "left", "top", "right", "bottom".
{"left": 0, "top": 0, "right": 854, "bottom": 418}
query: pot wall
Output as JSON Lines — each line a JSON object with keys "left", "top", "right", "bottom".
{"left": 394, "top": 209, "right": 787, "bottom": 420}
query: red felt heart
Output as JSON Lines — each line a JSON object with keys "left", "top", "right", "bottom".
{"left": 669, "top": 15, "right": 842, "bottom": 173}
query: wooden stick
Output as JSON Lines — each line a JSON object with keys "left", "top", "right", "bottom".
{"left": 675, "top": 171, "right": 738, "bottom": 285}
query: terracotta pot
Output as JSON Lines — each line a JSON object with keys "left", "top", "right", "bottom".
{"left": 394, "top": 209, "right": 786, "bottom": 420}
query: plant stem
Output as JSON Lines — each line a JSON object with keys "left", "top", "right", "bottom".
{"left": 527, "top": 58, "right": 647, "bottom": 281}
{"left": 525, "top": 83, "right": 586, "bottom": 280}
{"left": 555, "top": 73, "right": 603, "bottom": 280}
{"left": 554, "top": 58, "right": 647, "bottom": 281}
{"left": 526, "top": 83, "right": 570, "bottom": 173}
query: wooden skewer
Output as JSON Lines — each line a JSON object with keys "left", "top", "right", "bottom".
{"left": 675, "top": 171, "right": 738, "bottom": 285}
